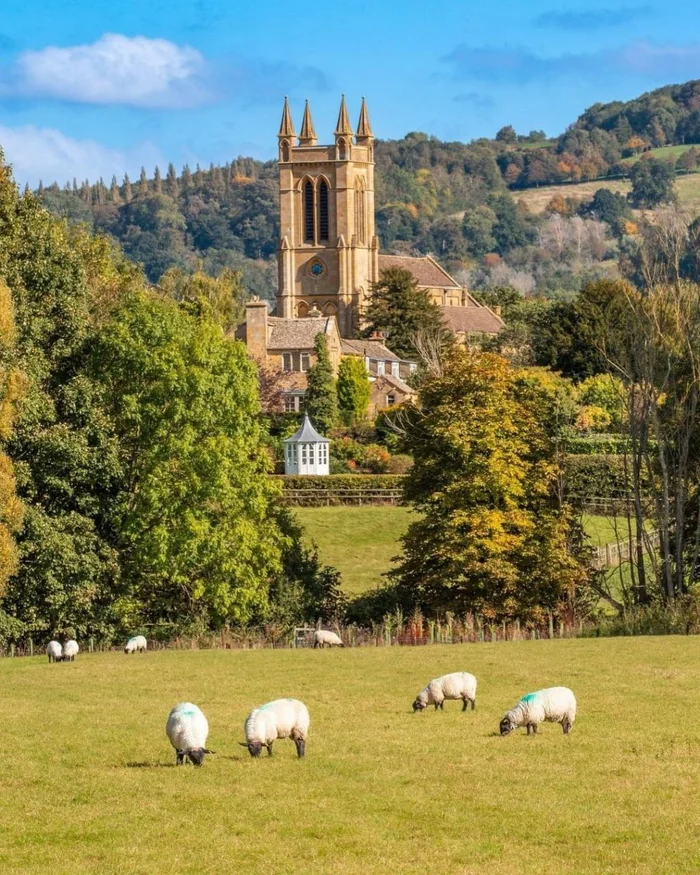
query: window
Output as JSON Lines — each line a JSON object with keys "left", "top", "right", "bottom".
{"left": 387, "top": 394, "right": 396, "bottom": 406}
{"left": 308, "top": 444, "right": 315, "bottom": 466}
{"left": 318, "top": 180, "right": 329, "bottom": 242}
{"left": 391, "top": 361, "right": 399, "bottom": 377}
{"left": 320, "top": 444, "right": 328, "bottom": 465}
{"left": 377, "top": 361, "right": 385, "bottom": 376}
{"left": 283, "top": 353, "right": 293, "bottom": 372}
{"left": 284, "top": 394, "right": 297, "bottom": 412}
{"left": 292, "top": 444, "right": 298, "bottom": 463}
{"left": 303, "top": 180, "right": 314, "bottom": 243}
{"left": 301, "top": 444, "right": 308, "bottom": 465}
{"left": 355, "top": 180, "right": 365, "bottom": 244}
{"left": 409, "top": 362, "right": 417, "bottom": 374}
{"left": 300, "top": 353, "right": 310, "bottom": 372}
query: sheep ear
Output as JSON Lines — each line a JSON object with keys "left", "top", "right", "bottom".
{"left": 238, "top": 742, "right": 249, "bottom": 748}
{"left": 203, "top": 749, "right": 215, "bottom": 754}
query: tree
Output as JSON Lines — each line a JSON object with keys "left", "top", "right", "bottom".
{"left": 0, "top": 280, "right": 24, "bottom": 598}
{"left": 158, "top": 265, "right": 247, "bottom": 331}
{"left": 629, "top": 158, "right": 676, "bottom": 208}
{"left": 581, "top": 188, "right": 630, "bottom": 235}
{"left": 462, "top": 206, "right": 496, "bottom": 259}
{"left": 166, "top": 163, "right": 179, "bottom": 199}
{"left": 495, "top": 125, "right": 517, "bottom": 145}
{"left": 304, "top": 333, "right": 337, "bottom": 435}
{"left": 94, "top": 290, "right": 284, "bottom": 629}
{"left": 153, "top": 166, "right": 163, "bottom": 195}
{"left": 391, "top": 348, "right": 592, "bottom": 621}
{"left": 337, "top": 356, "right": 370, "bottom": 424}
{"left": 362, "top": 268, "right": 448, "bottom": 360}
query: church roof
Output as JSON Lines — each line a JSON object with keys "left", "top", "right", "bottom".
{"left": 378, "top": 254, "right": 463, "bottom": 290}
{"left": 278, "top": 96, "right": 296, "bottom": 138}
{"left": 299, "top": 100, "right": 317, "bottom": 144}
{"left": 441, "top": 305, "right": 505, "bottom": 335}
{"left": 334, "top": 95, "right": 353, "bottom": 137}
{"left": 285, "top": 412, "right": 329, "bottom": 444}
{"left": 341, "top": 338, "right": 402, "bottom": 362}
{"left": 356, "top": 98, "right": 374, "bottom": 139}
{"left": 267, "top": 316, "right": 334, "bottom": 350}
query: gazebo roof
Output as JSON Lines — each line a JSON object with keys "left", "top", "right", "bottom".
{"left": 284, "top": 413, "right": 329, "bottom": 444}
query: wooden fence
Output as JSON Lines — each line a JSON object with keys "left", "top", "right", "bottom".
{"left": 281, "top": 488, "right": 404, "bottom": 506}
{"left": 592, "top": 530, "right": 660, "bottom": 569}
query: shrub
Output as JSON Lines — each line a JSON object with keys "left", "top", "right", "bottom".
{"left": 386, "top": 454, "right": 413, "bottom": 474}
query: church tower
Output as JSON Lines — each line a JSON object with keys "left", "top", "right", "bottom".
{"left": 277, "top": 96, "right": 378, "bottom": 336}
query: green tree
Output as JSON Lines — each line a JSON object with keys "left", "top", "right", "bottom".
{"left": 462, "top": 206, "right": 497, "bottom": 259}
{"left": 362, "top": 267, "right": 448, "bottom": 360}
{"left": 304, "top": 333, "right": 337, "bottom": 435}
{"left": 392, "top": 348, "right": 592, "bottom": 621}
{"left": 337, "top": 356, "right": 370, "bottom": 424}
{"left": 158, "top": 265, "right": 247, "bottom": 331}
{"left": 629, "top": 158, "right": 676, "bottom": 208}
{"left": 95, "top": 291, "right": 284, "bottom": 629}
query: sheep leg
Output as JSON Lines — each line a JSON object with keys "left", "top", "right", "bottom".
{"left": 295, "top": 738, "right": 306, "bottom": 758}
{"left": 532, "top": 724, "right": 538, "bottom": 734}
{"left": 267, "top": 742, "right": 274, "bottom": 757}
{"left": 176, "top": 751, "right": 184, "bottom": 765}
{"left": 471, "top": 698, "right": 476, "bottom": 710}
{"left": 562, "top": 719, "right": 572, "bottom": 734}
{"left": 434, "top": 702, "right": 440, "bottom": 711}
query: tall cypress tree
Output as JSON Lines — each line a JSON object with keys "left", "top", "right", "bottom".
{"left": 305, "top": 333, "right": 337, "bottom": 435}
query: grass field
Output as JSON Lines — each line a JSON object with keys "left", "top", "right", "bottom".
{"left": 296, "top": 506, "right": 636, "bottom": 594}
{"left": 3, "top": 638, "right": 700, "bottom": 874}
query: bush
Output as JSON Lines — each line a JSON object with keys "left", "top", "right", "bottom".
{"left": 363, "top": 444, "right": 391, "bottom": 474}
{"left": 386, "top": 454, "right": 413, "bottom": 474}
{"left": 563, "top": 454, "right": 630, "bottom": 501}
{"left": 274, "top": 474, "right": 405, "bottom": 491}
{"left": 565, "top": 436, "right": 636, "bottom": 455}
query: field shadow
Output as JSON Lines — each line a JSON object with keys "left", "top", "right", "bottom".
{"left": 486, "top": 731, "right": 502, "bottom": 738}
{"left": 124, "top": 761, "right": 176, "bottom": 769}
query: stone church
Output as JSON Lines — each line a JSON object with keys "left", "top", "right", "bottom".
{"left": 274, "top": 95, "right": 504, "bottom": 339}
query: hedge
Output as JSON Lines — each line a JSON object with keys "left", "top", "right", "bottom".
{"left": 563, "top": 454, "right": 631, "bottom": 502}
{"left": 273, "top": 474, "right": 406, "bottom": 491}
{"left": 565, "top": 435, "right": 658, "bottom": 456}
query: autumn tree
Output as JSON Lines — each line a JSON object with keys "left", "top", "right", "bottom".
{"left": 629, "top": 158, "right": 676, "bottom": 208}
{"left": 304, "top": 333, "right": 337, "bottom": 434}
{"left": 158, "top": 265, "right": 247, "bottom": 331}
{"left": 391, "top": 347, "right": 592, "bottom": 621}
{"left": 337, "top": 356, "right": 370, "bottom": 425}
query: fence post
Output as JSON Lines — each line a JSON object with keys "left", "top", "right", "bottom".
{"left": 28, "top": 638, "right": 33, "bottom": 657}
{"left": 548, "top": 614, "right": 554, "bottom": 639}
{"left": 10, "top": 643, "right": 15, "bottom": 658}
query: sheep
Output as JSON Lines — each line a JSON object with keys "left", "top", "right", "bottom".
{"left": 240, "top": 698, "right": 310, "bottom": 758}
{"left": 313, "top": 629, "right": 344, "bottom": 648}
{"left": 165, "top": 702, "right": 213, "bottom": 766}
{"left": 62, "top": 640, "right": 79, "bottom": 662}
{"left": 412, "top": 671, "right": 478, "bottom": 712}
{"left": 124, "top": 635, "right": 147, "bottom": 654}
{"left": 46, "top": 641, "right": 62, "bottom": 663}
{"left": 499, "top": 687, "right": 577, "bottom": 736}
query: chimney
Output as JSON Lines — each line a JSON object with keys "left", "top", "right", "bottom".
{"left": 245, "top": 297, "right": 269, "bottom": 362}
{"left": 369, "top": 330, "right": 385, "bottom": 340}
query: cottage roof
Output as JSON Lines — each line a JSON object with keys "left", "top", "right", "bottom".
{"left": 267, "top": 316, "right": 333, "bottom": 350}
{"left": 378, "top": 254, "right": 463, "bottom": 290}
{"left": 285, "top": 413, "right": 329, "bottom": 444}
{"left": 341, "top": 338, "right": 402, "bottom": 362}
{"left": 441, "top": 305, "right": 505, "bottom": 335}
{"left": 372, "top": 373, "right": 416, "bottom": 396}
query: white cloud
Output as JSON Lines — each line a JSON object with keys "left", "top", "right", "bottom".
{"left": 0, "top": 124, "right": 163, "bottom": 186}
{"left": 15, "top": 33, "right": 209, "bottom": 108}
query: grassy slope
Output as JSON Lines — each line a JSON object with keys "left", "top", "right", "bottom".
{"left": 516, "top": 172, "right": 700, "bottom": 214}
{"left": 3, "top": 639, "right": 700, "bottom": 874}
{"left": 296, "top": 506, "right": 631, "bottom": 594}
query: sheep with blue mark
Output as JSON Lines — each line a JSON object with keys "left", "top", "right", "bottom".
{"left": 412, "top": 672, "right": 477, "bottom": 712}
{"left": 500, "top": 687, "right": 577, "bottom": 736}
{"left": 165, "top": 702, "right": 213, "bottom": 766}
{"left": 240, "top": 699, "right": 310, "bottom": 758}
{"left": 124, "top": 635, "right": 147, "bottom": 654}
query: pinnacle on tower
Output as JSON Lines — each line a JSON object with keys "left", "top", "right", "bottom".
{"left": 299, "top": 99, "right": 318, "bottom": 145}
{"left": 356, "top": 97, "right": 374, "bottom": 141}
{"left": 278, "top": 96, "right": 296, "bottom": 139}
{"left": 334, "top": 95, "right": 353, "bottom": 138}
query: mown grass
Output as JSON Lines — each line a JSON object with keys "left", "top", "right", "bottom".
{"left": 3, "top": 639, "right": 700, "bottom": 874}
{"left": 296, "top": 506, "right": 636, "bottom": 594}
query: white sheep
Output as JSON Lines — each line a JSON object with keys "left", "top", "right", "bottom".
{"left": 124, "top": 635, "right": 147, "bottom": 654}
{"left": 412, "top": 671, "right": 478, "bottom": 712}
{"left": 499, "top": 687, "right": 577, "bottom": 736}
{"left": 313, "top": 629, "right": 344, "bottom": 648}
{"left": 240, "top": 698, "right": 310, "bottom": 758}
{"left": 165, "top": 702, "right": 213, "bottom": 766}
{"left": 46, "top": 641, "right": 62, "bottom": 663}
{"left": 62, "top": 640, "right": 79, "bottom": 662}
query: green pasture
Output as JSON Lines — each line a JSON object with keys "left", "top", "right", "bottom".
{"left": 296, "top": 506, "right": 635, "bottom": 594}
{"left": 3, "top": 638, "right": 700, "bottom": 874}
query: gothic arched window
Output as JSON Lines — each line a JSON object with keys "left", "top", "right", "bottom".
{"left": 354, "top": 179, "right": 366, "bottom": 244}
{"left": 303, "top": 180, "right": 314, "bottom": 243}
{"left": 318, "top": 180, "right": 329, "bottom": 242}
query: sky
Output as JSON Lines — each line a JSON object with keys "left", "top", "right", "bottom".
{"left": 1, "top": 0, "right": 700, "bottom": 185}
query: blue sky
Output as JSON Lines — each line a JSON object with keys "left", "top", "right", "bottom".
{"left": 1, "top": 0, "right": 700, "bottom": 185}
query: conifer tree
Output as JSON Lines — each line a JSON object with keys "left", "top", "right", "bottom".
{"left": 181, "top": 164, "right": 192, "bottom": 192}
{"left": 109, "top": 175, "right": 121, "bottom": 204}
{"left": 153, "top": 166, "right": 162, "bottom": 195}
{"left": 165, "top": 163, "right": 179, "bottom": 198}
{"left": 305, "top": 333, "right": 337, "bottom": 434}
{"left": 337, "top": 356, "right": 370, "bottom": 424}
{"left": 122, "top": 173, "right": 132, "bottom": 203}
{"left": 138, "top": 167, "right": 148, "bottom": 196}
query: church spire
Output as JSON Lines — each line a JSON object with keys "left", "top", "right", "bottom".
{"left": 299, "top": 100, "right": 318, "bottom": 145}
{"left": 278, "top": 96, "right": 296, "bottom": 139}
{"left": 334, "top": 94, "right": 353, "bottom": 137}
{"left": 356, "top": 97, "right": 374, "bottom": 142}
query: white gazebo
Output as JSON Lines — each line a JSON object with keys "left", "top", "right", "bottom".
{"left": 284, "top": 413, "right": 330, "bottom": 475}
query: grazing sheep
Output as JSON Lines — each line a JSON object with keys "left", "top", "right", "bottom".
{"left": 46, "top": 641, "right": 62, "bottom": 663}
{"left": 165, "top": 702, "right": 213, "bottom": 766}
{"left": 313, "top": 629, "right": 343, "bottom": 648}
{"left": 412, "top": 672, "right": 478, "bottom": 712}
{"left": 500, "top": 687, "right": 577, "bottom": 736}
{"left": 124, "top": 635, "right": 147, "bottom": 654}
{"left": 240, "top": 698, "right": 310, "bottom": 758}
{"left": 62, "top": 640, "right": 79, "bottom": 662}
